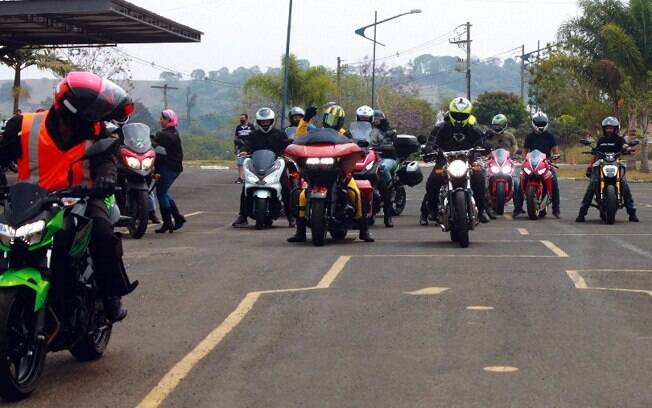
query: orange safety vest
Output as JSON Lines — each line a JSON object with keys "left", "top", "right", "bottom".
{"left": 17, "top": 112, "right": 92, "bottom": 191}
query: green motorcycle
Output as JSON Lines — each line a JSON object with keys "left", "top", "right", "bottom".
{"left": 0, "top": 140, "right": 123, "bottom": 401}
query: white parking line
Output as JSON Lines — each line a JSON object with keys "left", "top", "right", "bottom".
{"left": 540, "top": 240, "right": 569, "bottom": 257}
{"left": 517, "top": 228, "right": 529, "bottom": 235}
{"left": 565, "top": 269, "right": 652, "bottom": 298}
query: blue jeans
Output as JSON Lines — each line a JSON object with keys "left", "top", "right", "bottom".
{"left": 156, "top": 167, "right": 180, "bottom": 209}
{"left": 381, "top": 158, "right": 398, "bottom": 184}
{"left": 148, "top": 189, "right": 157, "bottom": 211}
{"left": 514, "top": 171, "right": 559, "bottom": 210}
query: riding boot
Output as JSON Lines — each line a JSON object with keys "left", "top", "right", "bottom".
{"left": 148, "top": 210, "right": 161, "bottom": 224}
{"left": 287, "top": 217, "right": 307, "bottom": 242}
{"left": 103, "top": 296, "right": 127, "bottom": 322}
{"left": 383, "top": 202, "right": 394, "bottom": 228}
{"left": 486, "top": 205, "right": 497, "bottom": 219}
{"left": 155, "top": 207, "right": 174, "bottom": 233}
{"left": 628, "top": 208, "right": 639, "bottom": 222}
{"left": 169, "top": 199, "right": 186, "bottom": 230}
{"left": 359, "top": 217, "right": 375, "bottom": 242}
{"left": 575, "top": 208, "right": 587, "bottom": 222}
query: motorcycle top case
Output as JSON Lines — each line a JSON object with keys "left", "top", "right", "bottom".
{"left": 397, "top": 161, "right": 423, "bottom": 187}
{"left": 395, "top": 135, "right": 419, "bottom": 158}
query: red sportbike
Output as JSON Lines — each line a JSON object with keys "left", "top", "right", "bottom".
{"left": 486, "top": 148, "right": 515, "bottom": 215}
{"left": 285, "top": 129, "right": 372, "bottom": 246}
{"left": 520, "top": 149, "right": 556, "bottom": 220}
{"left": 349, "top": 121, "right": 382, "bottom": 224}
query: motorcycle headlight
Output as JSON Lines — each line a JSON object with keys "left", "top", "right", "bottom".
{"left": 447, "top": 160, "right": 468, "bottom": 178}
{"left": 141, "top": 157, "right": 154, "bottom": 170}
{"left": 126, "top": 156, "right": 141, "bottom": 170}
{"left": 244, "top": 169, "right": 260, "bottom": 184}
{"left": 490, "top": 165, "right": 500, "bottom": 174}
{"left": 602, "top": 165, "right": 618, "bottom": 177}
{"left": 502, "top": 165, "right": 512, "bottom": 174}
{"left": 523, "top": 167, "right": 532, "bottom": 175}
{"left": 263, "top": 160, "right": 285, "bottom": 184}
{"left": 537, "top": 167, "right": 547, "bottom": 175}
{"left": 305, "top": 157, "right": 336, "bottom": 169}
{"left": 0, "top": 220, "right": 46, "bottom": 246}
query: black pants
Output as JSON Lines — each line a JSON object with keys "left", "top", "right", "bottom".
{"left": 580, "top": 166, "right": 635, "bottom": 213}
{"left": 238, "top": 170, "right": 291, "bottom": 217}
{"left": 421, "top": 167, "right": 486, "bottom": 216}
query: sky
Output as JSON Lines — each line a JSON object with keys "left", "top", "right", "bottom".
{"left": 0, "top": 0, "right": 581, "bottom": 80}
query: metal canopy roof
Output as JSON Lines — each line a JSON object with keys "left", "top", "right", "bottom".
{"left": 0, "top": 0, "right": 203, "bottom": 47}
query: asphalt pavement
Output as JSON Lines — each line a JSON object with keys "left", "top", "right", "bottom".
{"left": 6, "top": 167, "right": 652, "bottom": 408}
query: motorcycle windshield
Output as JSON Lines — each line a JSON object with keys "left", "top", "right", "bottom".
{"left": 528, "top": 149, "right": 544, "bottom": 169}
{"left": 293, "top": 128, "right": 349, "bottom": 145}
{"left": 0, "top": 182, "right": 49, "bottom": 227}
{"left": 122, "top": 123, "right": 152, "bottom": 154}
{"left": 494, "top": 148, "right": 508, "bottom": 164}
{"left": 251, "top": 149, "right": 277, "bottom": 174}
{"left": 285, "top": 127, "right": 297, "bottom": 140}
{"left": 349, "top": 121, "right": 372, "bottom": 143}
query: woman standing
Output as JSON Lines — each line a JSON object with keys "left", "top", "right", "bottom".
{"left": 154, "top": 109, "right": 186, "bottom": 233}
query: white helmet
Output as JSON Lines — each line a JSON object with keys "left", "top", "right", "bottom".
{"left": 255, "top": 107, "right": 276, "bottom": 134}
{"left": 355, "top": 105, "right": 374, "bottom": 122}
{"left": 531, "top": 111, "right": 549, "bottom": 134}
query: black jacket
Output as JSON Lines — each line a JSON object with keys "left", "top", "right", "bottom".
{"left": 0, "top": 111, "right": 116, "bottom": 182}
{"left": 596, "top": 134, "right": 626, "bottom": 154}
{"left": 426, "top": 121, "right": 485, "bottom": 152}
{"left": 154, "top": 127, "right": 183, "bottom": 172}
{"left": 243, "top": 127, "right": 290, "bottom": 156}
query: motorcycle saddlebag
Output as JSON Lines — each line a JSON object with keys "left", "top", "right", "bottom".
{"left": 395, "top": 135, "right": 419, "bottom": 158}
{"left": 397, "top": 161, "right": 423, "bottom": 187}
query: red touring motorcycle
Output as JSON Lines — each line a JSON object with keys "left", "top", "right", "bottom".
{"left": 285, "top": 130, "right": 371, "bottom": 246}
{"left": 349, "top": 121, "right": 382, "bottom": 225}
{"left": 520, "top": 149, "right": 557, "bottom": 220}
{"left": 486, "top": 148, "right": 515, "bottom": 215}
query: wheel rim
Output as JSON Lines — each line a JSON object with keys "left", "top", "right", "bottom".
{"left": 6, "top": 296, "right": 40, "bottom": 386}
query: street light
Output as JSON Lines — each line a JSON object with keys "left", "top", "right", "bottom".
{"left": 355, "top": 9, "right": 421, "bottom": 108}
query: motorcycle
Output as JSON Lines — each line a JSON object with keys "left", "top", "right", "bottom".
{"left": 114, "top": 123, "right": 156, "bottom": 239}
{"left": 424, "top": 147, "right": 486, "bottom": 248}
{"left": 0, "top": 139, "right": 129, "bottom": 401}
{"left": 349, "top": 121, "right": 382, "bottom": 224}
{"left": 486, "top": 148, "right": 515, "bottom": 215}
{"left": 520, "top": 149, "right": 558, "bottom": 220}
{"left": 242, "top": 149, "right": 286, "bottom": 229}
{"left": 392, "top": 135, "right": 423, "bottom": 215}
{"left": 285, "top": 130, "right": 371, "bottom": 246}
{"left": 580, "top": 138, "right": 639, "bottom": 224}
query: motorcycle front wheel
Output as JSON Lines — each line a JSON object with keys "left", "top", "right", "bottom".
{"left": 453, "top": 190, "right": 469, "bottom": 248}
{"left": 128, "top": 190, "right": 148, "bottom": 239}
{"left": 392, "top": 185, "right": 407, "bottom": 216}
{"left": 255, "top": 197, "right": 267, "bottom": 230}
{"left": 495, "top": 183, "right": 506, "bottom": 215}
{"left": 310, "top": 199, "right": 327, "bottom": 247}
{"left": 526, "top": 185, "right": 538, "bottom": 220}
{"left": 0, "top": 289, "right": 47, "bottom": 401}
{"left": 605, "top": 185, "right": 618, "bottom": 225}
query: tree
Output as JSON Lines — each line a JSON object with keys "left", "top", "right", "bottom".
{"left": 185, "top": 86, "right": 198, "bottom": 125}
{"left": 131, "top": 101, "right": 157, "bottom": 130}
{"left": 191, "top": 69, "right": 206, "bottom": 81}
{"left": 160, "top": 71, "right": 182, "bottom": 82}
{"left": 552, "top": 114, "right": 586, "bottom": 160}
{"left": 473, "top": 91, "right": 528, "bottom": 128}
{"left": 0, "top": 47, "right": 72, "bottom": 113}
{"left": 62, "top": 47, "right": 132, "bottom": 81}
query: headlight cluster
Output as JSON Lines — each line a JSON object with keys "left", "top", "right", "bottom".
{"left": 602, "top": 165, "right": 618, "bottom": 177}
{"left": 0, "top": 220, "right": 46, "bottom": 246}
{"left": 244, "top": 159, "right": 284, "bottom": 185}
{"left": 447, "top": 160, "right": 468, "bottom": 178}
{"left": 537, "top": 168, "right": 547, "bottom": 175}
{"left": 124, "top": 156, "right": 155, "bottom": 170}
{"left": 306, "top": 157, "right": 335, "bottom": 166}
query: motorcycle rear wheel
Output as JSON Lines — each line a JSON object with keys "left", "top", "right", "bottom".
{"left": 0, "top": 289, "right": 47, "bottom": 402}
{"left": 255, "top": 197, "right": 267, "bottom": 230}
{"left": 605, "top": 185, "right": 618, "bottom": 225}
{"left": 127, "top": 190, "right": 148, "bottom": 239}
{"left": 310, "top": 199, "right": 327, "bottom": 247}
{"left": 526, "top": 186, "right": 538, "bottom": 220}
{"left": 69, "top": 302, "right": 112, "bottom": 362}
{"left": 392, "top": 185, "right": 407, "bottom": 216}
{"left": 495, "top": 183, "right": 505, "bottom": 215}
{"left": 453, "top": 191, "right": 469, "bottom": 248}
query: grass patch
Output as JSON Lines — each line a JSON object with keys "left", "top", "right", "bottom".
{"left": 185, "top": 159, "right": 234, "bottom": 168}
{"left": 557, "top": 167, "right": 652, "bottom": 182}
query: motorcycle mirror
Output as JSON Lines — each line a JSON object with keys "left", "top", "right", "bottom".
{"left": 80, "top": 138, "right": 118, "bottom": 161}
{"left": 579, "top": 138, "right": 593, "bottom": 146}
{"left": 357, "top": 139, "right": 370, "bottom": 148}
{"left": 629, "top": 139, "right": 641, "bottom": 146}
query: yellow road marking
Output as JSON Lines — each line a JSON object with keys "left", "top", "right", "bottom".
{"left": 405, "top": 287, "right": 449, "bottom": 295}
{"left": 137, "top": 255, "right": 351, "bottom": 407}
{"left": 573, "top": 269, "right": 652, "bottom": 273}
{"left": 503, "top": 213, "right": 513, "bottom": 220}
{"left": 316, "top": 256, "right": 350, "bottom": 288}
{"left": 483, "top": 366, "right": 519, "bottom": 373}
{"left": 136, "top": 292, "right": 261, "bottom": 408}
{"left": 517, "top": 228, "right": 529, "bottom": 236}
{"left": 565, "top": 270, "right": 588, "bottom": 289}
{"left": 540, "top": 240, "right": 569, "bottom": 257}
{"left": 466, "top": 306, "right": 494, "bottom": 311}
{"left": 588, "top": 287, "right": 652, "bottom": 297}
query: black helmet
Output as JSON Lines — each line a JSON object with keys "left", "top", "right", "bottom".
{"left": 372, "top": 110, "right": 386, "bottom": 127}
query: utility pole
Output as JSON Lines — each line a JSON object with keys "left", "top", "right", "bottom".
{"left": 371, "top": 10, "right": 378, "bottom": 108}
{"left": 280, "top": 0, "right": 293, "bottom": 129}
{"left": 520, "top": 44, "right": 525, "bottom": 102}
{"left": 336, "top": 56, "right": 341, "bottom": 102}
{"left": 449, "top": 22, "right": 472, "bottom": 100}
{"left": 519, "top": 42, "right": 560, "bottom": 108}
{"left": 151, "top": 84, "right": 178, "bottom": 109}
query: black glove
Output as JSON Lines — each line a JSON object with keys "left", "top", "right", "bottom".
{"left": 95, "top": 176, "right": 116, "bottom": 194}
{"left": 305, "top": 106, "right": 318, "bottom": 121}
{"left": 585, "top": 167, "right": 592, "bottom": 178}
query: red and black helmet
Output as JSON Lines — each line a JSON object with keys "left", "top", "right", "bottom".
{"left": 54, "top": 72, "right": 133, "bottom": 123}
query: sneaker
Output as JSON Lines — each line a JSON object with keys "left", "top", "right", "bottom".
{"left": 512, "top": 208, "right": 523, "bottom": 218}
{"left": 419, "top": 213, "right": 429, "bottom": 226}
{"left": 231, "top": 215, "right": 248, "bottom": 227}
{"left": 234, "top": 177, "right": 243, "bottom": 184}
{"left": 575, "top": 214, "right": 586, "bottom": 222}
{"left": 479, "top": 210, "right": 491, "bottom": 224}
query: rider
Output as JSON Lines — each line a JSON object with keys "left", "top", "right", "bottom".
{"left": 0, "top": 72, "right": 138, "bottom": 322}
{"left": 483, "top": 114, "right": 519, "bottom": 219}
{"left": 513, "top": 111, "right": 561, "bottom": 218}
{"left": 576, "top": 116, "right": 638, "bottom": 222}
{"left": 288, "top": 105, "right": 374, "bottom": 243}
{"left": 369, "top": 109, "right": 398, "bottom": 228}
{"left": 288, "top": 106, "right": 316, "bottom": 132}
{"left": 231, "top": 107, "right": 293, "bottom": 228}
{"left": 420, "top": 97, "right": 491, "bottom": 225}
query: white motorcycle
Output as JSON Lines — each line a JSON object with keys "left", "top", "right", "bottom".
{"left": 243, "top": 149, "right": 286, "bottom": 229}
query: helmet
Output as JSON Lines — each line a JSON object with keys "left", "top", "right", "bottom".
{"left": 601, "top": 116, "right": 620, "bottom": 135}
{"left": 255, "top": 107, "right": 276, "bottom": 134}
{"left": 54, "top": 71, "right": 131, "bottom": 123}
{"left": 448, "top": 97, "right": 473, "bottom": 126}
{"left": 323, "top": 105, "right": 345, "bottom": 130}
{"left": 372, "top": 109, "right": 386, "bottom": 126}
{"left": 355, "top": 105, "right": 373, "bottom": 122}
{"left": 491, "top": 114, "right": 508, "bottom": 134}
{"left": 289, "top": 106, "right": 305, "bottom": 121}
{"left": 531, "top": 111, "right": 549, "bottom": 134}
